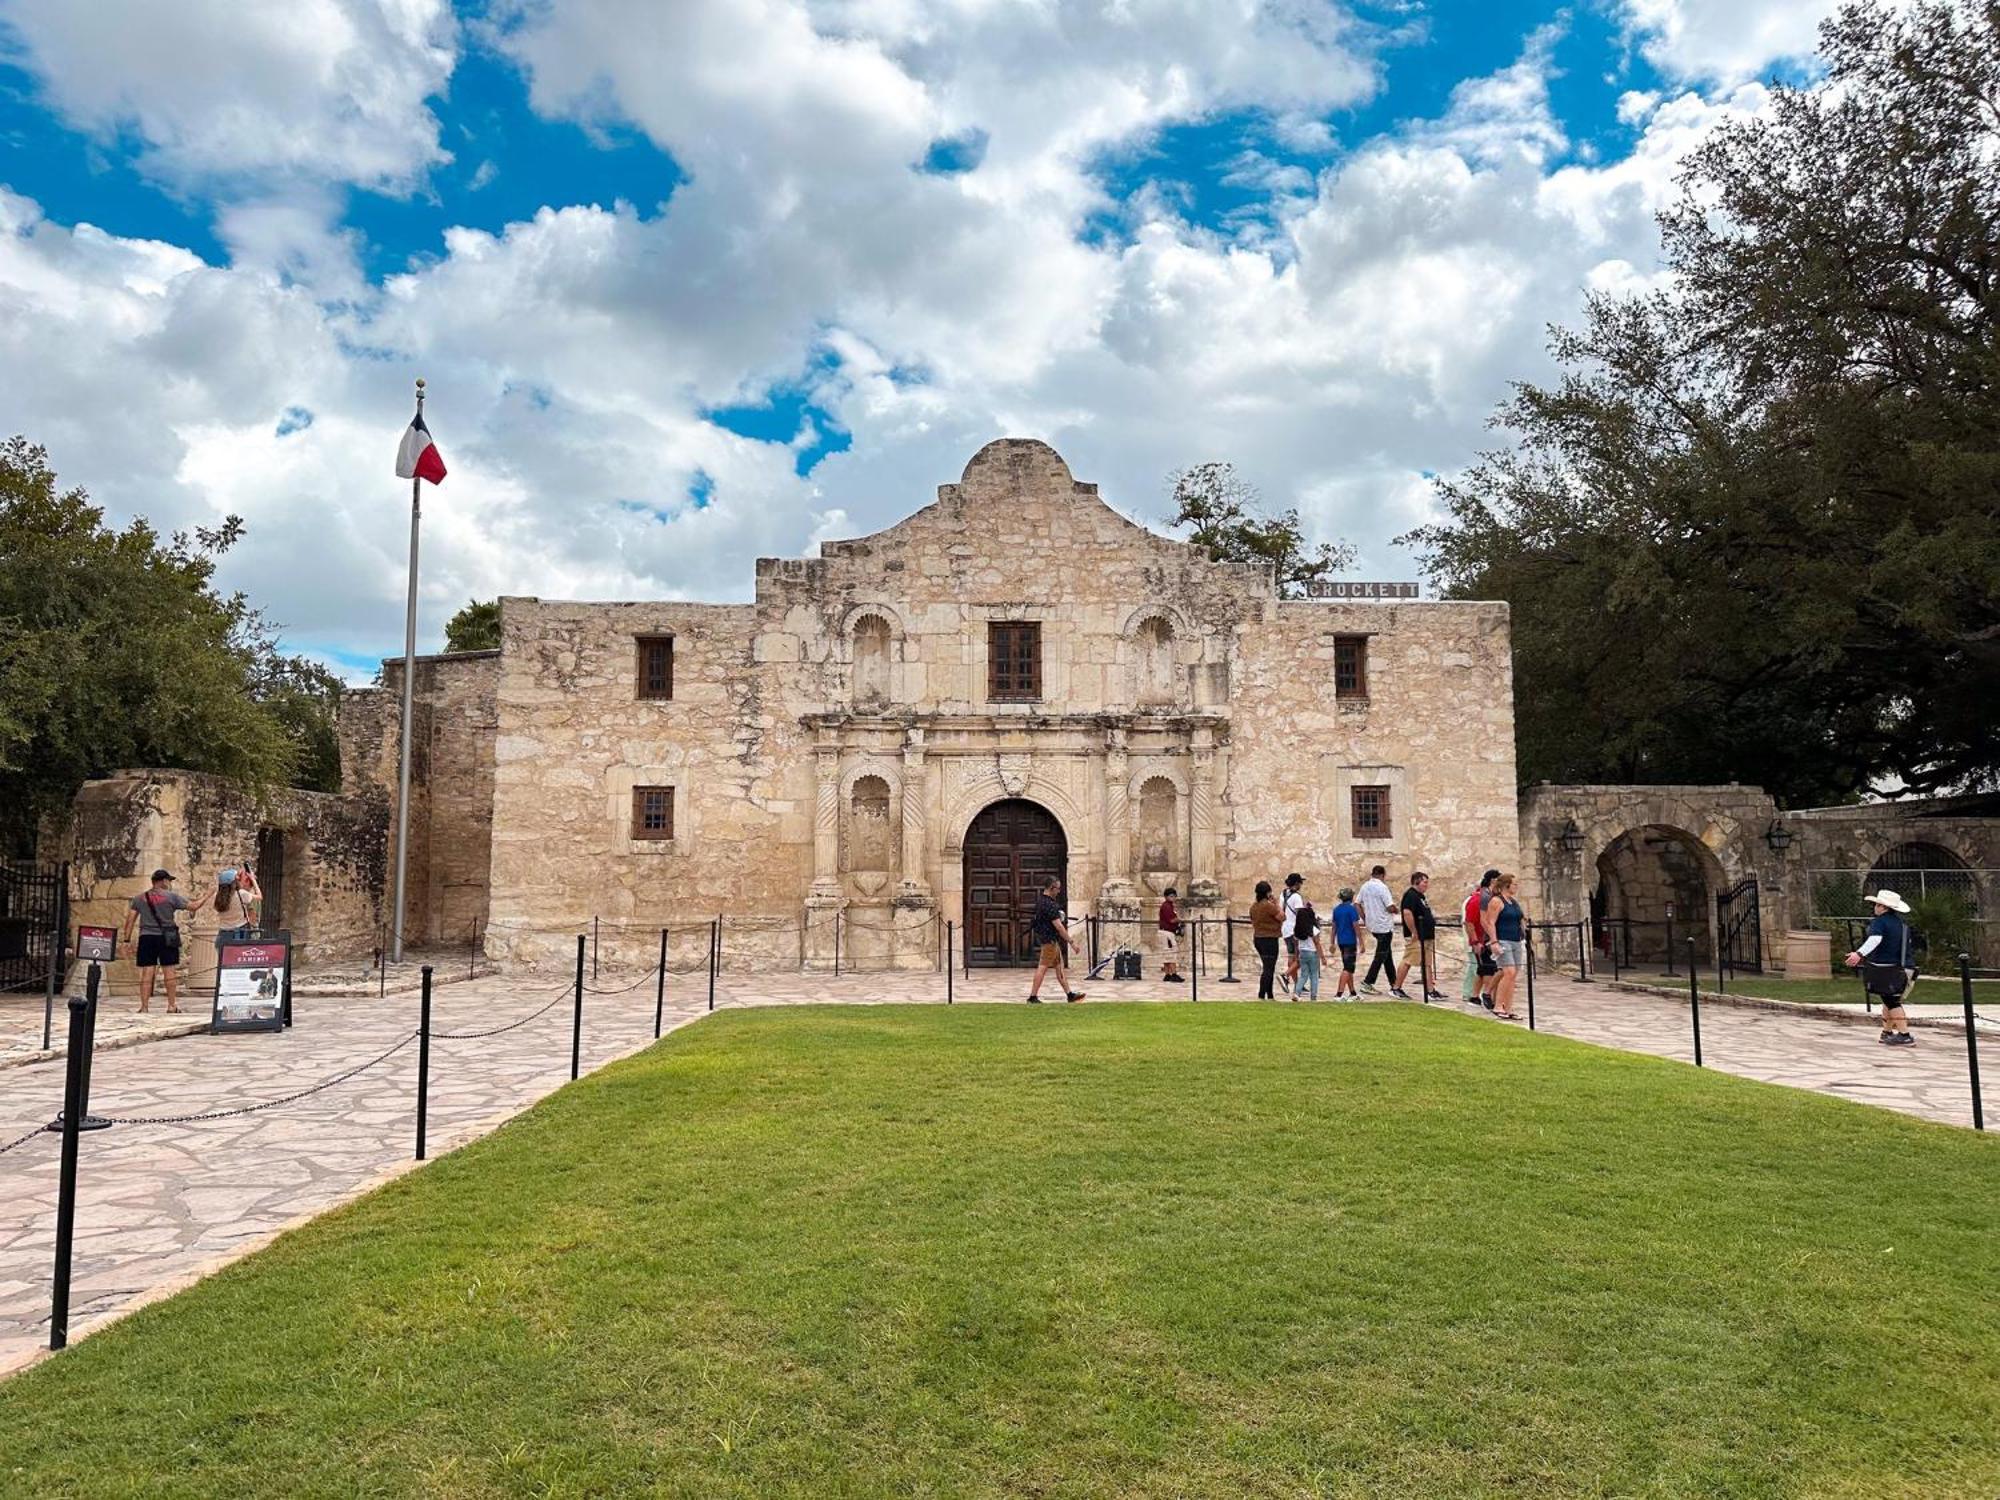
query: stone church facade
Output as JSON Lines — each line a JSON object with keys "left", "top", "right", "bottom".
{"left": 371, "top": 438, "right": 1521, "bottom": 971}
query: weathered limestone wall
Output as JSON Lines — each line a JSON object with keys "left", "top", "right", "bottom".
{"left": 47, "top": 771, "right": 385, "bottom": 986}
{"left": 483, "top": 440, "right": 1525, "bottom": 974}
{"left": 1222, "top": 600, "right": 1518, "bottom": 916}
{"left": 1783, "top": 799, "right": 1999, "bottom": 963}
{"left": 341, "top": 651, "right": 498, "bottom": 947}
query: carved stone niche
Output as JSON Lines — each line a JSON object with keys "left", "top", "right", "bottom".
{"left": 846, "top": 772, "right": 894, "bottom": 896}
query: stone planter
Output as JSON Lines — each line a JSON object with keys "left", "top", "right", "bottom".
{"left": 1782, "top": 928, "right": 1832, "bottom": 978}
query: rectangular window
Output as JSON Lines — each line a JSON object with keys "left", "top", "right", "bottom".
{"left": 636, "top": 636, "right": 674, "bottom": 701}
{"left": 631, "top": 786, "right": 675, "bottom": 841}
{"left": 988, "top": 621, "right": 1042, "bottom": 701}
{"left": 1352, "top": 784, "right": 1391, "bottom": 839}
{"left": 1334, "top": 635, "right": 1368, "bottom": 699}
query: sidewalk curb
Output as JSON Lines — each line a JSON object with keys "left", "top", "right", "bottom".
{"left": 0, "top": 1018, "right": 210, "bottom": 1073}
{"left": 1601, "top": 978, "right": 1987, "bottom": 1032}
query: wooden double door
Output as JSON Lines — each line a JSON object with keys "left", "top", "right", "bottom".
{"left": 963, "top": 799, "right": 1068, "bottom": 966}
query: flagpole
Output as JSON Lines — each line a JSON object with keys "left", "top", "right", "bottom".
{"left": 390, "top": 377, "right": 425, "bottom": 966}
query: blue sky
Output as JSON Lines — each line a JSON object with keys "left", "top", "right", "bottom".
{"left": 0, "top": 0, "right": 1830, "bottom": 672}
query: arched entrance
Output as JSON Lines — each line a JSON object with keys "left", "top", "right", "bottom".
{"left": 963, "top": 799, "right": 1068, "bottom": 966}
{"left": 1595, "top": 824, "right": 1723, "bottom": 967}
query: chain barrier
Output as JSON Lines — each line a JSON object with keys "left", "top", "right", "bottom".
{"left": 91, "top": 1030, "right": 421, "bottom": 1127}
{"left": 581, "top": 964, "right": 667, "bottom": 997}
{"left": 0, "top": 1123, "right": 50, "bottom": 1157}
{"left": 432, "top": 987, "right": 574, "bottom": 1040}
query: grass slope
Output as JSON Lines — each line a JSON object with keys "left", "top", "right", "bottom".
{"left": 3, "top": 1004, "right": 1996, "bottom": 1498}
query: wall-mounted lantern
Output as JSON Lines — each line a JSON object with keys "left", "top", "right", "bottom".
{"left": 1556, "top": 818, "right": 1585, "bottom": 854}
{"left": 1764, "top": 819, "right": 1793, "bottom": 854}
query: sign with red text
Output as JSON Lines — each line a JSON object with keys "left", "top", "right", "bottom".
{"left": 211, "top": 933, "right": 291, "bottom": 1033}
{"left": 76, "top": 925, "right": 117, "bottom": 963}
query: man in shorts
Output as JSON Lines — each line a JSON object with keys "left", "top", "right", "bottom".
{"left": 1027, "top": 877, "right": 1085, "bottom": 1004}
{"left": 1396, "top": 871, "right": 1443, "bottom": 1000}
{"left": 120, "top": 868, "right": 197, "bottom": 1014}
{"left": 1462, "top": 868, "right": 1500, "bottom": 1008}
{"left": 1158, "top": 886, "right": 1184, "bottom": 983}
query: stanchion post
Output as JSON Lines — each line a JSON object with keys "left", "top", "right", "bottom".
{"left": 48, "top": 975, "right": 100, "bottom": 1351}
{"left": 1856, "top": 924, "right": 1873, "bottom": 1014}
{"left": 1191, "top": 919, "right": 1200, "bottom": 1003}
{"left": 1220, "top": 915, "right": 1240, "bottom": 983}
{"left": 1665, "top": 911, "right": 1677, "bottom": 976}
{"left": 1610, "top": 921, "right": 1621, "bottom": 982}
{"left": 708, "top": 918, "right": 718, "bottom": 1012}
{"left": 655, "top": 927, "right": 668, "bottom": 1039}
{"left": 40, "top": 912, "right": 60, "bottom": 1052}
{"left": 415, "top": 966, "right": 432, "bottom": 1160}
{"left": 946, "top": 921, "right": 954, "bottom": 1005}
{"left": 1687, "top": 938, "right": 1703, "bottom": 1067}
{"left": 1420, "top": 937, "right": 1432, "bottom": 1004}
{"left": 1716, "top": 929, "right": 1726, "bottom": 997}
{"left": 1575, "top": 921, "right": 1587, "bottom": 983}
{"left": 833, "top": 909, "right": 841, "bottom": 978}
{"left": 592, "top": 915, "right": 600, "bottom": 983}
{"left": 571, "top": 933, "right": 585, "bottom": 1081}
{"left": 1525, "top": 923, "right": 1537, "bottom": 1031}
{"left": 1960, "top": 954, "right": 1983, "bottom": 1131}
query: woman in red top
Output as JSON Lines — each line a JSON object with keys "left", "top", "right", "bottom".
{"left": 1158, "top": 887, "right": 1183, "bottom": 984}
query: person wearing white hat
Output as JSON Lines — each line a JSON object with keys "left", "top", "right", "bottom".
{"left": 1843, "top": 889, "right": 1917, "bottom": 1046}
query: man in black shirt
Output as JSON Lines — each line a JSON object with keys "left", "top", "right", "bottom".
{"left": 1395, "top": 871, "right": 1443, "bottom": 1000}
{"left": 1027, "top": 877, "right": 1085, "bottom": 1004}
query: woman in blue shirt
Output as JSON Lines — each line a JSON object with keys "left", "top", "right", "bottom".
{"left": 1844, "top": 889, "right": 1916, "bottom": 1046}
{"left": 1480, "top": 873, "right": 1527, "bottom": 1020}
{"left": 1331, "top": 888, "right": 1361, "bottom": 1000}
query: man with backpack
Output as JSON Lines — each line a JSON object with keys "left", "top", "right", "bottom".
{"left": 1844, "top": 889, "right": 1918, "bottom": 1046}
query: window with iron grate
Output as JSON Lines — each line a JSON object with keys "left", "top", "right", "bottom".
{"left": 1351, "top": 784, "right": 1391, "bottom": 838}
{"left": 1334, "top": 635, "right": 1368, "bottom": 699}
{"left": 636, "top": 636, "right": 674, "bottom": 700}
{"left": 631, "top": 786, "right": 675, "bottom": 841}
{"left": 988, "top": 621, "right": 1042, "bottom": 701}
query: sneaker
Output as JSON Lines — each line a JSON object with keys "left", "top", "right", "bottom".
{"left": 1279, "top": 975, "right": 1292, "bottom": 995}
{"left": 1482, "top": 996, "right": 1497, "bottom": 1012}
{"left": 1359, "top": 982, "right": 1379, "bottom": 995}
{"left": 1164, "top": 972, "right": 1184, "bottom": 983}
{"left": 1889, "top": 1031, "right": 1916, "bottom": 1046}
{"left": 1026, "top": 995, "right": 1043, "bottom": 1004}
{"left": 1425, "top": 990, "right": 1448, "bottom": 1001}
{"left": 1067, "top": 991, "right": 1086, "bottom": 1003}
{"left": 1390, "top": 988, "right": 1411, "bottom": 1000}
{"left": 1879, "top": 1030, "right": 1894, "bottom": 1045}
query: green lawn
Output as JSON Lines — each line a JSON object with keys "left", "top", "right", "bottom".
{"left": 3, "top": 1005, "right": 1997, "bottom": 1499}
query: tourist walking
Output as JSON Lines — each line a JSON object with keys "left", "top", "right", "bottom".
{"left": 1280, "top": 872, "right": 1306, "bottom": 996}
{"left": 1026, "top": 877, "right": 1085, "bottom": 1004}
{"left": 1357, "top": 865, "right": 1397, "bottom": 994}
{"left": 1482, "top": 873, "right": 1527, "bottom": 1020}
{"left": 1292, "top": 897, "right": 1323, "bottom": 1000}
{"left": 1249, "top": 881, "right": 1284, "bottom": 999}
{"left": 1462, "top": 868, "right": 1500, "bottom": 1008}
{"left": 1396, "top": 871, "right": 1442, "bottom": 1000}
{"left": 1158, "top": 886, "right": 1184, "bottom": 984}
{"left": 1845, "top": 889, "right": 1918, "bottom": 1046}
{"left": 120, "top": 868, "right": 207, "bottom": 1014}
{"left": 1330, "top": 887, "right": 1360, "bottom": 999}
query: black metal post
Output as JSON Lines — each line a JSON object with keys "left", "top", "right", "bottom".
{"left": 48, "top": 976, "right": 100, "bottom": 1351}
{"left": 415, "top": 966, "right": 432, "bottom": 1160}
{"left": 1191, "top": 920, "right": 1200, "bottom": 1003}
{"left": 571, "top": 934, "right": 585, "bottom": 1081}
{"left": 1525, "top": 923, "right": 1537, "bottom": 1031}
{"left": 655, "top": 927, "right": 668, "bottom": 1039}
{"left": 1089, "top": 914, "right": 1100, "bottom": 972}
{"left": 1960, "top": 954, "right": 1983, "bottom": 1131}
{"left": 469, "top": 918, "right": 479, "bottom": 982}
{"left": 379, "top": 936, "right": 387, "bottom": 999}
{"left": 1220, "top": 915, "right": 1240, "bottom": 983}
{"left": 1856, "top": 925, "right": 1873, "bottom": 1014}
{"left": 1715, "top": 924, "right": 1726, "bottom": 996}
{"left": 946, "top": 921, "right": 954, "bottom": 1005}
{"left": 1665, "top": 911, "right": 1677, "bottom": 976}
{"left": 1610, "top": 921, "right": 1621, "bottom": 982}
{"left": 40, "top": 910, "right": 60, "bottom": 1053}
{"left": 708, "top": 918, "right": 718, "bottom": 1012}
{"left": 592, "top": 915, "right": 600, "bottom": 983}
{"left": 833, "top": 909, "right": 841, "bottom": 978}
{"left": 281, "top": 945, "right": 294, "bottom": 1029}
{"left": 1576, "top": 921, "right": 1587, "bottom": 982}
{"left": 1420, "top": 936, "right": 1431, "bottom": 1003}
{"left": 1687, "top": 938, "right": 1703, "bottom": 1067}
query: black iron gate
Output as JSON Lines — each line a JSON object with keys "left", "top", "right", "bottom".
{"left": 1716, "top": 877, "right": 1762, "bottom": 975}
{"left": 0, "top": 861, "right": 68, "bottom": 993}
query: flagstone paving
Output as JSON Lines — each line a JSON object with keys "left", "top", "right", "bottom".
{"left": 0, "top": 963, "right": 1990, "bottom": 1377}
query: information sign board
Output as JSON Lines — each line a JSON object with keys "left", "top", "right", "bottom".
{"left": 211, "top": 933, "right": 291, "bottom": 1034}
{"left": 76, "top": 925, "right": 117, "bottom": 963}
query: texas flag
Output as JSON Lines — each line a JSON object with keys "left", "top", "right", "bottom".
{"left": 394, "top": 408, "right": 447, "bottom": 485}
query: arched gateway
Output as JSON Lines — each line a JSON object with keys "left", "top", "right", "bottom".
{"left": 963, "top": 799, "right": 1067, "bottom": 967}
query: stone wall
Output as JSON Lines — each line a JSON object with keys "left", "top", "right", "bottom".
{"left": 1782, "top": 798, "right": 1999, "bottom": 964}
{"left": 340, "top": 651, "right": 498, "bottom": 947}
{"left": 46, "top": 770, "right": 385, "bottom": 988}
{"left": 482, "top": 439, "right": 1523, "bottom": 973}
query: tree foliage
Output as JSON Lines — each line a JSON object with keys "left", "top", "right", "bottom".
{"left": 0, "top": 437, "right": 342, "bottom": 855}
{"left": 1166, "top": 462, "right": 1355, "bottom": 598}
{"left": 1402, "top": 0, "right": 2000, "bottom": 805}
{"left": 444, "top": 598, "right": 502, "bottom": 653}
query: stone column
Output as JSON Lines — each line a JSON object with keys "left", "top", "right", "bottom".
{"left": 804, "top": 740, "right": 843, "bottom": 971}
{"left": 1189, "top": 736, "right": 1220, "bottom": 905}
{"left": 898, "top": 728, "right": 931, "bottom": 899}
{"left": 812, "top": 744, "right": 841, "bottom": 897}
{"left": 1098, "top": 730, "right": 1139, "bottom": 936}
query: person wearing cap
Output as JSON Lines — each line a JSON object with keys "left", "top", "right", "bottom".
{"left": 1462, "top": 869, "right": 1501, "bottom": 1007}
{"left": 120, "top": 868, "right": 212, "bottom": 1014}
{"left": 1844, "top": 889, "right": 1918, "bottom": 1046}
{"left": 214, "top": 862, "right": 264, "bottom": 939}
